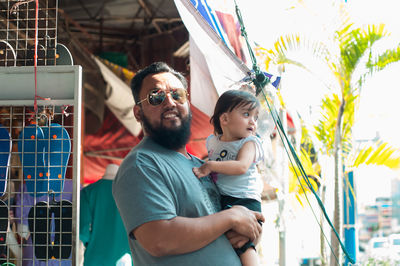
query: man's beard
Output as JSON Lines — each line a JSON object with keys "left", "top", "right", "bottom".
{"left": 141, "top": 109, "right": 192, "bottom": 150}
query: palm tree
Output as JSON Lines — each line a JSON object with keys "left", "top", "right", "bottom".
{"left": 256, "top": 1, "right": 400, "bottom": 264}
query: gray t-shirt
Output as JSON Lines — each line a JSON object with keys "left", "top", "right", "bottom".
{"left": 207, "top": 134, "right": 264, "bottom": 201}
{"left": 112, "top": 137, "right": 241, "bottom": 266}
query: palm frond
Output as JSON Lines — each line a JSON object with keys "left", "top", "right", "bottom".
{"left": 314, "top": 94, "right": 341, "bottom": 154}
{"left": 289, "top": 148, "right": 320, "bottom": 205}
{"left": 367, "top": 44, "right": 400, "bottom": 71}
{"left": 258, "top": 34, "right": 330, "bottom": 66}
{"left": 350, "top": 141, "right": 400, "bottom": 169}
{"left": 340, "top": 24, "right": 388, "bottom": 79}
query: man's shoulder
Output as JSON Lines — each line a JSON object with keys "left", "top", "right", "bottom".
{"left": 122, "top": 138, "right": 160, "bottom": 162}
{"left": 115, "top": 139, "right": 173, "bottom": 182}
{"left": 130, "top": 137, "right": 173, "bottom": 157}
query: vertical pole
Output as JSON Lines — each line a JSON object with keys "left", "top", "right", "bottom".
{"left": 343, "top": 171, "right": 357, "bottom": 265}
{"left": 278, "top": 109, "right": 288, "bottom": 266}
{"left": 73, "top": 66, "right": 82, "bottom": 265}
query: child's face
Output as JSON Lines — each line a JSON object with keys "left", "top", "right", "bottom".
{"left": 221, "top": 104, "right": 259, "bottom": 141}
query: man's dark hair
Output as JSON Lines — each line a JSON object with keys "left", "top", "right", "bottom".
{"left": 131, "top": 62, "right": 188, "bottom": 104}
{"left": 211, "top": 90, "right": 260, "bottom": 135}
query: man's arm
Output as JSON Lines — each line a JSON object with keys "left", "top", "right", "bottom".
{"left": 193, "top": 141, "right": 256, "bottom": 177}
{"left": 133, "top": 205, "right": 264, "bottom": 257}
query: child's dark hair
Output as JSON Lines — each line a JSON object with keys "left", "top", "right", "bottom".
{"left": 211, "top": 90, "right": 260, "bottom": 135}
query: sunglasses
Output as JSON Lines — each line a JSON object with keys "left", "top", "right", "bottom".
{"left": 137, "top": 88, "right": 189, "bottom": 106}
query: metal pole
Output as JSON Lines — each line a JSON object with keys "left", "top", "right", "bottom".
{"left": 343, "top": 171, "right": 357, "bottom": 265}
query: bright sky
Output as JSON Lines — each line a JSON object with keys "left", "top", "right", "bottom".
{"left": 238, "top": 0, "right": 400, "bottom": 204}
{"left": 223, "top": 0, "right": 400, "bottom": 261}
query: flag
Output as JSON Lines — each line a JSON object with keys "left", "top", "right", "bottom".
{"left": 174, "top": 0, "right": 280, "bottom": 116}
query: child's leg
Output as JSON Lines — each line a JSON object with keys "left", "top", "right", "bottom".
{"left": 240, "top": 247, "right": 259, "bottom": 266}
{"left": 220, "top": 195, "right": 262, "bottom": 266}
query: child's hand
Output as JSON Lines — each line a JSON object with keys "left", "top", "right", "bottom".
{"left": 193, "top": 162, "right": 212, "bottom": 178}
{"left": 225, "top": 230, "right": 249, "bottom": 248}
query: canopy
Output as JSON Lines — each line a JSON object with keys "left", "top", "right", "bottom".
{"left": 83, "top": 60, "right": 213, "bottom": 183}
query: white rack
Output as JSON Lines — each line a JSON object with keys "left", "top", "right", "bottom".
{"left": 0, "top": 65, "right": 82, "bottom": 265}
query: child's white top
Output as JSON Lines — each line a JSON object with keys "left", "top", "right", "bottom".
{"left": 206, "top": 134, "right": 264, "bottom": 202}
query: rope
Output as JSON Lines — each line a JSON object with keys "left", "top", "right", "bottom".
{"left": 34, "top": 0, "right": 39, "bottom": 113}
{"left": 234, "top": 0, "right": 268, "bottom": 95}
{"left": 234, "top": 1, "right": 355, "bottom": 264}
{"left": 263, "top": 90, "right": 340, "bottom": 264}
{"left": 11, "top": 0, "right": 49, "bottom": 112}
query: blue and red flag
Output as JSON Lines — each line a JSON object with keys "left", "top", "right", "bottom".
{"left": 174, "top": 0, "right": 279, "bottom": 116}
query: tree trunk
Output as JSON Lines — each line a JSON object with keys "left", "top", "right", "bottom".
{"left": 330, "top": 100, "right": 345, "bottom": 266}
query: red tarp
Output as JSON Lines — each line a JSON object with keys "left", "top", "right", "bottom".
{"left": 83, "top": 104, "right": 212, "bottom": 184}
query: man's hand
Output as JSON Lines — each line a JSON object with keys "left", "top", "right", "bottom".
{"left": 227, "top": 205, "right": 264, "bottom": 242}
{"left": 193, "top": 162, "right": 212, "bottom": 178}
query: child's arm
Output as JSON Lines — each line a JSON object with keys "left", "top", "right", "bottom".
{"left": 193, "top": 141, "right": 256, "bottom": 178}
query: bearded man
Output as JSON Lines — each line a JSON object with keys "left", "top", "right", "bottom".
{"left": 112, "top": 62, "right": 264, "bottom": 266}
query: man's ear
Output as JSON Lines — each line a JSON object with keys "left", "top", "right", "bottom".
{"left": 133, "top": 105, "right": 142, "bottom": 123}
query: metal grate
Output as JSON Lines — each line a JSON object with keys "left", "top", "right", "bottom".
{"left": 0, "top": 106, "right": 75, "bottom": 265}
{"left": 0, "top": 0, "right": 58, "bottom": 67}
{"left": 0, "top": 64, "right": 82, "bottom": 265}
{"left": 0, "top": 1, "right": 80, "bottom": 264}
